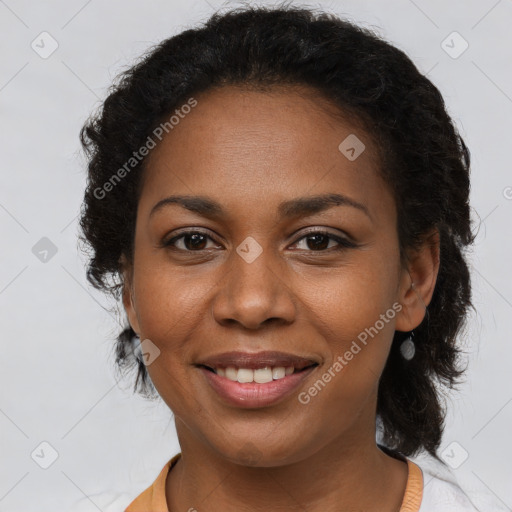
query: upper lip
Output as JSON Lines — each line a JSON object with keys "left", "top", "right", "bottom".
{"left": 197, "top": 350, "right": 320, "bottom": 370}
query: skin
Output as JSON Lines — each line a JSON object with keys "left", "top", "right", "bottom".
{"left": 121, "top": 84, "right": 440, "bottom": 512}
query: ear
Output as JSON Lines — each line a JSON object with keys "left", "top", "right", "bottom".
{"left": 119, "top": 253, "right": 141, "bottom": 335}
{"left": 395, "top": 228, "right": 440, "bottom": 332}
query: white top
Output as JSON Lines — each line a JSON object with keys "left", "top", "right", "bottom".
{"left": 419, "top": 471, "right": 480, "bottom": 511}
{"left": 412, "top": 452, "right": 509, "bottom": 511}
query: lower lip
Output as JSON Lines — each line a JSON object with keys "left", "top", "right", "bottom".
{"left": 199, "top": 366, "right": 317, "bottom": 408}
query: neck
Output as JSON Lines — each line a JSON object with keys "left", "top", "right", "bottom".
{"left": 166, "top": 420, "right": 409, "bottom": 512}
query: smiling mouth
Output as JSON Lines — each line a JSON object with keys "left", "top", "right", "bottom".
{"left": 197, "top": 363, "right": 319, "bottom": 384}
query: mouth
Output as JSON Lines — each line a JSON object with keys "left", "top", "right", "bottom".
{"left": 195, "top": 350, "right": 320, "bottom": 384}
{"left": 195, "top": 350, "right": 321, "bottom": 408}
{"left": 197, "top": 363, "right": 319, "bottom": 384}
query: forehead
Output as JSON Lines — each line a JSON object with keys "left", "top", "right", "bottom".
{"left": 139, "top": 84, "right": 393, "bottom": 224}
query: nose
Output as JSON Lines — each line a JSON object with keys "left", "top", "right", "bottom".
{"left": 211, "top": 247, "right": 297, "bottom": 330}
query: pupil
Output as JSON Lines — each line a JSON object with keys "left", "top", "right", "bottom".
{"left": 186, "top": 233, "right": 206, "bottom": 250}
{"left": 307, "top": 234, "right": 328, "bottom": 250}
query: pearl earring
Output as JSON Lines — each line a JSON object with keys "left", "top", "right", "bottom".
{"left": 400, "top": 331, "right": 415, "bottom": 360}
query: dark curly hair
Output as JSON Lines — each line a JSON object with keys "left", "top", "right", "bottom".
{"left": 78, "top": 3, "right": 475, "bottom": 460}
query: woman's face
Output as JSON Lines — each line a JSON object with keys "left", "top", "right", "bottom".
{"left": 122, "top": 85, "right": 422, "bottom": 466}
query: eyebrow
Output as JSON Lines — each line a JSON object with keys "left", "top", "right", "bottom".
{"left": 149, "top": 193, "right": 371, "bottom": 221}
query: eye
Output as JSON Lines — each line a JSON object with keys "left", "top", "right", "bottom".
{"left": 291, "top": 230, "right": 357, "bottom": 252}
{"left": 163, "top": 230, "right": 220, "bottom": 251}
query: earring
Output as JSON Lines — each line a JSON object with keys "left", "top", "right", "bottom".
{"left": 400, "top": 331, "right": 415, "bottom": 360}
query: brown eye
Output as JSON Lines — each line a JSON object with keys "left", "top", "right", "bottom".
{"left": 292, "top": 230, "right": 357, "bottom": 252}
{"left": 163, "top": 231, "right": 218, "bottom": 251}
{"left": 303, "top": 233, "right": 331, "bottom": 251}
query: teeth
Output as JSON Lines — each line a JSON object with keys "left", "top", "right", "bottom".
{"left": 253, "top": 367, "right": 272, "bottom": 383}
{"left": 237, "top": 368, "right": 254, "bottom": 383}
{"left": 272, "top": 366, "right": 285, "bottom": 379}
{"left": 214, "top": 365, "right": 299, "bottom": 383}
{"left": 225, "top": 367, "right": 238, "bottom": 380}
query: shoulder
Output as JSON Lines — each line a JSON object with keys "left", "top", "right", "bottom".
{"left": 124, "top": 454, "right": 179, "bottom": 512}
{"left": 418, "top": 470, "right": 479, "bottom": 511}
{"left": 72, "top": 454, "right": 180, "bottom": 512}
{"left": 410, "top": 454, "right": 509, "bottom": 512}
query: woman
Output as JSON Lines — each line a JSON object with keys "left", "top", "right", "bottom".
{"left": 79, "top": 4, "right": 482, "bottom": 511}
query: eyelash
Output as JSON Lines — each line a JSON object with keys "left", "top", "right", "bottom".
{"left": 162, "top": 229, "right": 358, "bottom": 253}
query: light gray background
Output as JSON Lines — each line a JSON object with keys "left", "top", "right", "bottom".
{"left": 1, "top": 0, "right": 511, "bottom": 510}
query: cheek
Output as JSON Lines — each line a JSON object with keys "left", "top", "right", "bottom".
{"left": 301, "top": 251, "right": 400, "bottom": 341}
{"left": 307, "top": 279, "right": 396, "bottom": 384}
{"left": 132, "top": 257, "right": 211, "bottom": 339}
{"left": 130, "top": 269, "right": 200, "bottom": 400}
{"left": 296, "top": 247, "right": 400, "bottom": 389}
